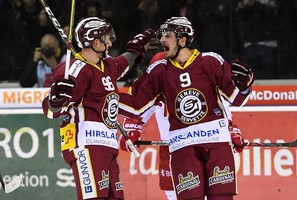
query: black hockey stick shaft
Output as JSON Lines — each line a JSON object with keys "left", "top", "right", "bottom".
{"left": 39, "top": 0, "right": 76, "bottom": 56}
{"left": 244, "top": 140, "right": 297, "bottom": 147}
{"left": 0, "top": 174, "right": 5, "bottom": 190}
{"left": 135, "top": 140, "right": 297, "bottom": 147}
{"left": 135, "top": 140, "right": 169, "bottom": 146}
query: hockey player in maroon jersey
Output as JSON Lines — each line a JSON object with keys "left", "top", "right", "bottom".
{"left": 41, "top": 17, "right": 154, "bottom": 200}
{"left": 121, "top": 52, "right": 246, "bottom": 200}
{"left": 119, "top": 17, "right": 254, "bottom": 200}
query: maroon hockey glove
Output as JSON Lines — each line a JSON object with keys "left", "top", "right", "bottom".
{"left": 231, "top": 59, "right": 254, "bottom": 92}
{"left": 48, "top": 79, "right": 76, "bottom": 110}
{"left": 120, "top": 117, "right": 142, "bottom": 152}
{"left": 126, "top": 28, "right": 155, "bottom": 63}
{"left": 230, "top": 123, "right": 245, "bottom": 153}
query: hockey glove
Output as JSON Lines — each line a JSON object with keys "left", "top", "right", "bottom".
{"left": 231, "top": 59, "right": 254, "bottom": 92}
{"left": 120, "top": 117, "right": 142, "bottom": 152}
{"left": 126, "top": 28, "right": 155, "bottom": 63}
{"left": 48, "top": 78, "right": 76, "bottom": 110}
{"left": 230, "top": 123, "right": 245, "bottom": 153}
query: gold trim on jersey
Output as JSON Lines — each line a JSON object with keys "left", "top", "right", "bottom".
{"left": 75, "top": 53, "right": 105, "bottom": 72}
{"left": 169, "top": 49, "right": 200, "bottom": 69}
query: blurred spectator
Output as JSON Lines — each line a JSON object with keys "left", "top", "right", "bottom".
{"left": 1, "top": 0, "right": 297, "bottom": 82}
{"left": 197, "top": 0, "right": 236, "bottom": 61}
{"left": 137, "top": 0, "right": 160, "bottom": 31}
{"left": 177, "top": 0, "right": 202, "bottom": 49}
{"left": 45, "top": 0, "right": 72, "bottom": 26}
{"left": 37, "top": 9, "right": 56, "bottom": 38}
{"left": 19, "top": 34, "right": 66, "bottom": 87}
{"left": 137, "top": 0, "right": 178, "bottom": 34}
{"left": 235, "top": 0, "right": 279, "bottom": 79}
{"left": 7, "top": 0, "right": 42, "bottom": 80}
{"left": 117, "top": 0, "right": 178, "bottom": 86}
{"left": 0, "top": 0, "right": 16, "bottom": 80}
{"left": 86, "top": 4, "right": 98, "bottom": 17}
{"left": 105, "top": 0, "right": 141, "bottom": 85}
{"left": 277, "top": 0, "right": 297, "bottom": 78}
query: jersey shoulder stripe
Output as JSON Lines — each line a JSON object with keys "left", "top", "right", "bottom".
{"left": 201, "top": 52, "right": 224, "bottom": 65}
{"left": 146, "top": 59, "right": 167, "bottom": 74}
{"left": 68, "top": 60, "right": 87, "bottom": 78}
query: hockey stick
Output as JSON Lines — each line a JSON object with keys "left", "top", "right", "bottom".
{"left": 135, "top": 140, "right": 297, "bottom": 147}
{"left": 117, "top": 121, "right": 140, "bottom": 158}
{"left": 0, "top": 174, "right": 22, "bottom": 193}
{"left": 64, "top": 0, "right": 76, "bottom": 79}
{"left": 244, "top": 140, "right": 297, "bottom": 147}
{"left": 39, "top": 0, "right": 76, "bottom": 56}
{"left": 135, "top": 140, "right": 169, "bottom": 146}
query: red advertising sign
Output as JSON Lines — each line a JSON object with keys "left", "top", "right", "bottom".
{"left": 247, "top": 85, "right": 297, "bottom": 105}
{"left": 117, "top": 109, "right": 297, "bottom": 200}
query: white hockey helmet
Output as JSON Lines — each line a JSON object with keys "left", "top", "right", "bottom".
{"left": 74, "top": 17, "right": 116, "bottom": 48}
{"left": 157, "top": 17, "right": 194, "bottom": 47}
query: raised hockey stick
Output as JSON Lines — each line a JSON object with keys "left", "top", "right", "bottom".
{"left": 39, "top": 0, "right": 76, "bottom": 56}
{"left": 135, "top": 140, "right": 297, "bottom": 147}
{"left": 117, "top": 121, "right": 140, "bottom": 158}
{"left": 63, "top": 0, "right": 76, "bottom": 79}
{"left": 0, "top": 174, "right": 22, "bottom": 193}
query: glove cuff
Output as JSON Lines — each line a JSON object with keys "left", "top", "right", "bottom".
{"left": 126, "top": 48, "right": 145, "bottom": 63}
{"left": 48, "top": 98, "right": 64, "bottom": 112}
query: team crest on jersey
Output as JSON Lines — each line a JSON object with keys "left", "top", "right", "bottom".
{"left": 176, "top": 172, "right": 200, "bottom": 194}
{"left": 208, "top": 166, "right": 234, "bottom": 186}
{"left": 98, "top": 170, "right": 110, "bottom": 190}
{"left": 175, "top": 88, "right": 207, "bottom": 124}
{"left": 102, "top": 92, "right": 119, "bottom": 128}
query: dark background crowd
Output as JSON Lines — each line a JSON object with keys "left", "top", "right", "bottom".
{"left": 0, "top": 0, "right": 296, "bottom": 86}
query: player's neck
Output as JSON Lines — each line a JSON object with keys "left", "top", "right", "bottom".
{"left": 81, "top": 48, "right": 102, "bottom": 64}
{"left": 174, "top": 48, "right": 192, "bottom": 65}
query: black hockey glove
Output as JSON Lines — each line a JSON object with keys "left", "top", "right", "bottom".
{"left": 231, "top": 59, "right": 254, "bottom": 92}
{"left": 48, "top": 79, "right": 76, "bottom": 110}
{"left": 126, "top": 28, "right": 155, "bottom": 63}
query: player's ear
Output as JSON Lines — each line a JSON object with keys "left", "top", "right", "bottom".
{"left": 178, "top": 36, "right": 187, "bottom": 47}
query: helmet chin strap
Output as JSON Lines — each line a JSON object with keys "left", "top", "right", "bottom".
{"left": 91, "top": 45, "right": 106, "bottom": 55}
{"left": 171, "top": 40, "right": 186, "bottom": 59}
{"left": 91, "top": 38, "right": 108, "bottom": 57}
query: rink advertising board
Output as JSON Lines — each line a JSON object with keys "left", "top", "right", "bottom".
{"left": 0, "top": 86, "right": 297, "bottom": 200}
{"left": 1, "top": 85, "right": 297, "bottom": 108}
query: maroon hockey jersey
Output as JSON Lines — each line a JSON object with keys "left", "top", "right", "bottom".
{"left": 119, "top": 49, "right": 250, "bottom": 152}
{"left": 42, "top": 53, "right": 130, "bottom": 152}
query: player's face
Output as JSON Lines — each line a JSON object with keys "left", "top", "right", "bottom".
{"left": 93, "top": 34, "right": 113, "bottom": 53}
{"left": 159, "top": 31, "right": 179, "bottom": 58}
{"left": 103, "top": 34, "right": 113, "bottom": 48}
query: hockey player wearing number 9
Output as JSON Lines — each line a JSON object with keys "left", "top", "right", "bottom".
{"left": 119, "top": 17, "right": 254, "bottom": 200}
{"left": 41, "top": 17, "right": 155, "bottom": 200}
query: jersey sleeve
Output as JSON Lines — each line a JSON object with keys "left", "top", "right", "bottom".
{"left": 105, "top": 55, "right": 130, "bottom": 80}
{"left": 119, "top": 64, "right": 163, "bottom": 117}
{"left": 205, "top": 54, "right": 250, "bottom": 107}
{"left": 221, "top": 60, "right": 250, "bottom": 106}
